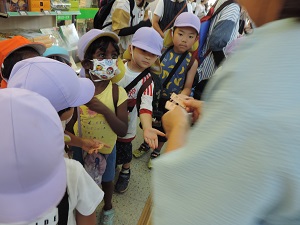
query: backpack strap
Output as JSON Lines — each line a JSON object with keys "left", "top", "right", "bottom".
{"left": 162, "top": 1, "right": 187, "bottom": 33}
{"left": 199, "top": 0, "right": 236, "bottom": 62}
{"left": 125, "top": 69, "right": 149, "bottom": 92}
{"left": 136, "top": 75, "right": 153, "bottom": 115}
{"left": 162, "top": 50, "right": 189, "bottom": 88}
{"left": 57, "top": 188, "right": 69, "bottom": 225}
{"left": 112, "top": 83, "right": 119, "bottom": 114}
{"left": 129, "top": 0, "right": 135, "bottom": 27}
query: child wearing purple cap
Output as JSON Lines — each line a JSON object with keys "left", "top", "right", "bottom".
{"left": 133, "top": 12, "right": 199, "bottom": 169}
{"left": 114, "top": 27, "right": 165, "bottom": 193}
{"left": 76, "top": 29, "right": 128, "bottom": 225}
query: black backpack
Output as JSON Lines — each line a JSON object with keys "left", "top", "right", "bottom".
{"left": 93, "top": 0, "right": 135, "bottom": 29}
{"left": 125, "top": 69, "right": 163, "bottom": 122}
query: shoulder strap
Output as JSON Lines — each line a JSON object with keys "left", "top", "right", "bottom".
{"left": 162, "top": 50, "right": 189, "bottom": 88}
{"left": 162, "top": 1, "right": 187, "bottom": 33}
{"left": 112, "top": 83, "right": 119, "bottom": 113}
{"left": 129, "top": 0, "right": 135, "bottom": 27}
{"left": 136, "top": 75, "right": 153, "bottom": 114}
{"left": 125, "top": 69, "right": 149, "bottom": 93}
{"left": 57, "top": 188, "right": 69, "bottom": 225}
{"left": 212, "top": 0, "right": 235, "bottom": 19}
{"left": 160, "top": 46, "right": 173, "bottom": 62}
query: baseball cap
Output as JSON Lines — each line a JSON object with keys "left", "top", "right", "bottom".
{"left": 0, "top": 36, "right": 46, "bottom": 67}
{"left": 174, "top": 12, "right": 201, "bottom": 34}
{"left": 8, "top": 57, "right": 95, "bottom": 112}
{"left": 77, "top": 29, "right": 120, "bottom": 61}
{"left": 131, "top": 27, "right": 163, "bottom": 56}
{"left": 43, "top": 45, "right": 71, "bottom": 64}
{"left": 0, "top": 88, "right": 66, "bottom": 224}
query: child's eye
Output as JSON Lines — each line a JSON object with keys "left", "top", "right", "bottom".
{"left": 189, "top": 35, "right": 195, "bottom": 39}
{"left": 112, "top": 54, "right": 118, "bottom": 59}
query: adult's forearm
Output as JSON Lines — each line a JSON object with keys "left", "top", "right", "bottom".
{"left": 165, "top": 124, "right": 188, "bottom": 153}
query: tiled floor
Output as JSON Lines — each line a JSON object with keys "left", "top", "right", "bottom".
{"left": 96, "top": 125, "right": 155, "bottom": 225}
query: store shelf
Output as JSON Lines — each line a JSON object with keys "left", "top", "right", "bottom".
{"left": 77, "top": 7, "right": 98, "bottom": 19}
{"left": 4, "top": 10, "right": 80, "bottom": 17}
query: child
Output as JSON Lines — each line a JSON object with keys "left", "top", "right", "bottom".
{"left": 76, "top": 29, "right": 128, "bottom": 225}
{"left": 115, "top": 27, "right": 164, "bottom": 193}
{"left": 7, "top": 57, "right": 104, "bottom": 225}
{"left": 42, "top": 45, "right": 104, "bottom": 152}
{"left": 0, "top": 36, "right": 46, "bottom": 88}
{"left": 0, "top": 88, "right": 67, "bottom": 225}
{"left": 43, "top": 45, "right": 72, "bottom": 66}
{"left": 133, "top": 12, "right": 199, "bottom": 169}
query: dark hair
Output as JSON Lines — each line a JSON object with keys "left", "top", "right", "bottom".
{"left": 279, "top": 0, "right": 300, "bottom": 20}
{"left": 84, "top": 36, "right": 120, "bottom": 60}
{"left": 2, "top": 47, "right": 39, "bottom": 79}
{"left": 58, "top": 107, "right": 71, "bottom": 116}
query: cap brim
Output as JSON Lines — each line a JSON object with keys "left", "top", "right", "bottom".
{"left": 70, "top": 77, "right": 95, "bottom": 107}
{"left": 133, "top": 42, "right": 162, "bottom": 56}
{"left": 8, "top": 43, "right": 47, "bottom": 58}
{"left": 175, "top": 24, "right": 199, "bottom": 34}
{"left": 47, "top": 54, "right": 71, "bottom": 64}
{"left": 0, "top": 159, "right": 66, "bottom": 223}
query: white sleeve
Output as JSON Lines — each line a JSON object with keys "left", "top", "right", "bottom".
{"left": 153, "top": 0, "right": 164, "bottom": 18}
{"left": 140, "top": 80, "right": 154, "bottom": 112}
{"left": 66, "top": 158, "right": 104, "bottom": 216}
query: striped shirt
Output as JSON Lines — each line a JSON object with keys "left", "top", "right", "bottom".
{"left": 197, "top": 0, "right": 240, "bottom": 81}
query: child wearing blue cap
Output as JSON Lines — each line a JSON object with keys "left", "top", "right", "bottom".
{"left": 115, "top": 27, "right": 165, "bottom": 193}
{"left": 133, "top": 12, "right": 200, "bottom": 169}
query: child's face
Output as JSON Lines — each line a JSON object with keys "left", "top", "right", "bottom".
{"left": 130, "top": 47, "right": 158, "bottom": 71}
{"left": 92, "top": 42, "right": 118, "bottom": 60}
{"left": 172, "top": 27, "right": 198, "bottom": 54}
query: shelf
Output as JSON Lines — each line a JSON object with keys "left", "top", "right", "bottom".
{"left": 2, "top": 10, "right": 80, "bottom": 17}
{"left": 77, "top": 8, "right": 98, "bottom": 19}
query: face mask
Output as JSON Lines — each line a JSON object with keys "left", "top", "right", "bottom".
{"left": 61, "top": 115, "right": 72, "bottom": 131}
{"left": 89, "top": 59, "right": 120, "bottom": 82}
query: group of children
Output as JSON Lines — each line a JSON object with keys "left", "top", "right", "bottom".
{"left": 0, "top": 11, "right": 201, "bottom": 225}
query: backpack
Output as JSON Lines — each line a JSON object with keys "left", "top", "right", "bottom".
{"left": 93, "top": 0, "right": 149, "bottom": 29}
{"left": 196, "top": 0, "right": 236, "bottom": 65}
{"left": 93, "top": 0, "right": 135, "bottom": 29}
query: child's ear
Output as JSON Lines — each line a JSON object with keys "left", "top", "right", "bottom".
{"left": 81, "top": 59, "right": 92, "bottom": 70}
{"left": 128, "top": 45, "right": 133, "bottom": 54}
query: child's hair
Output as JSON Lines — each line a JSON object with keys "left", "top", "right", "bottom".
{"left": 2, "top": 47, "right": 39, "bottom": 80}
{"left": 84, "top": 36, "right": 120, "bottom": 60}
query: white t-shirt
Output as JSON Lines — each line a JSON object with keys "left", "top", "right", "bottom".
{"left": 154, "top": 0, "right": 191, "bottom": 19}
{"left": 65, "top": 158, "right": 104, "bottom": 225}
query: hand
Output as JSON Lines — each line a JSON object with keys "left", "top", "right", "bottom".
{"left": 183, "top": 99, "right": 203, "bottom": 124}
{"left": 85, "top": 97, "right": 106, "bottom": 113}
{"left": 143, "top": 127, "right": 165, "bottom": 149}
{"left": 81, "top": 138, "right": 111, "bottom": 154}
{"left": 162, "top": 105, "right": 189, "bottom": 138}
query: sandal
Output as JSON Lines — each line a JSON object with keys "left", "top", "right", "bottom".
{"left": 133, "top": 142, "right": 150, "bottom": 158}
{"left": 148, "top": 149, "right": 161, "bottom": 169}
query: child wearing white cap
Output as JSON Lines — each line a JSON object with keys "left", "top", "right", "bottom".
{"left": 6, "top": 58, "right": 104, "bottom": 225}
{"left": 134, "top": 12, "right": 199, "bottom": 168}
{"left": 76, "top": 29, "right": 128, "bottom": 225}
{"left": 115, "top": 27, "right": 165, "bottom": 193}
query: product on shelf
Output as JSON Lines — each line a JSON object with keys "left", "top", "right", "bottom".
{"left": 6, "top": 0, "right": 28, "bottom": 12}
{"left": 28, "top": 0, "right": 50, "bottom": 12}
